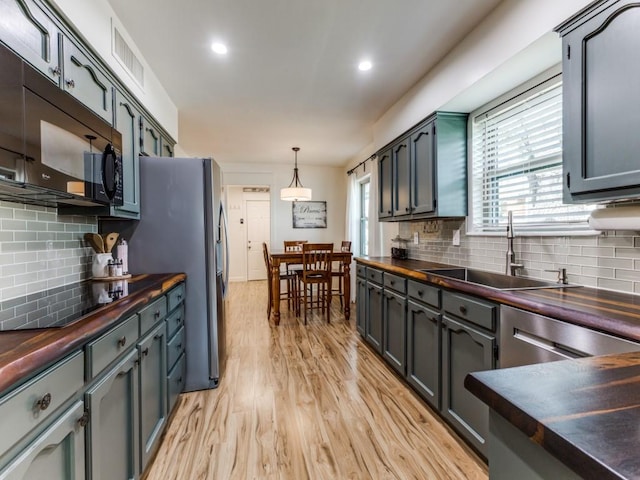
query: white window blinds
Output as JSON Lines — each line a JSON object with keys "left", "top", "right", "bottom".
{"left": 470, "top": 74, "right": 594, "bottom": 233}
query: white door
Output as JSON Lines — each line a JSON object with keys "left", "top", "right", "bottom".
{"left": 246, "top": 200, "right": 270, "bottom": 280}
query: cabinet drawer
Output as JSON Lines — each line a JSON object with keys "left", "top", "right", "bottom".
{"left": 0, "top": 351, "right": 84, "bottom": 460}
{"left": 86, "top": 314, "right": 139, "bottom": 379}
{"left": 167, "top": 326, "right": 185, "bottom": 371}
{"left": 356, "top": 265, "right": 366, "bottom": 278}
{"left": 442, "top": 291, "right": 497, "bottom": 331}
{"left": 167, "top": 283, "right": 185, "bottom": 313}
{"left": 166, "top": 305, "right": 185, "bottom": 340}
{"left": 383, "top": 273, "right": 406, "bottom": 294}
{"left": 167, "top": 353, "right": 185, "bottom": 414}
{"left": 140, "top": 296, "right": 167, "bottom": 335}
{"left": 407, "top": 280, "right": 440, "bottom": 308}
{"left": 367, "top": 268, "right": 383, "bottom": 284}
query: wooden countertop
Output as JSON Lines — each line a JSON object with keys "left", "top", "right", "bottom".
{"left": 465, "top": 353, "right": 640, "bottom": 479}
{"left": 0, "top": 273, "right": 185, "bottom": 394}
{"left": 356, "top": 256, "right": 640, "bottom": 343}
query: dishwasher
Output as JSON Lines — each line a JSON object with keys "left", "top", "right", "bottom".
{"left": 500, "top": 305, "right": 640, "bottom": 368}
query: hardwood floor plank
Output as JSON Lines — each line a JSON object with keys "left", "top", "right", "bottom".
{"left": 144, "top": 280, "right": 488, "bottom": 480}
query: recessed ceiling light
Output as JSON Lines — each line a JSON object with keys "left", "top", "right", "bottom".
{"left": 211, "top": 42, "right": 228, "bottom": 55}
{"left": 358, "top": 60, "right": 372, "bottom": 71}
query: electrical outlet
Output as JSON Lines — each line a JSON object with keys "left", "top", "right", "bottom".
{"left": 452, "top": 229, "right": 460, "bottom": 246}
{"left": 413, "top": 232, "right": 419, "bottom": 244}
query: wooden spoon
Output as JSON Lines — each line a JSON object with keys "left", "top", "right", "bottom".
{"left": 103, "top": 232, "right": 119, "bottom": 253}
{"left": 84, "top": 233, "right": 104, "bottom": 253}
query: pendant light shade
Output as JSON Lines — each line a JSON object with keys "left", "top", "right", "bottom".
{"left": 280, "top": 147, "right": 312, "bottom": 201}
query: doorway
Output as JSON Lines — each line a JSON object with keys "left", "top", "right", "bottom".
{"left": 246, "top": 200, "right": 270, "bottom": 280}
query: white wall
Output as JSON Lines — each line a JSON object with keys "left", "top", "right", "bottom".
{"left": 222, "top": 162, "right": 347, "bottom": 252}
{"left": 48, "top": 0, "right": 179, "bottom": 140}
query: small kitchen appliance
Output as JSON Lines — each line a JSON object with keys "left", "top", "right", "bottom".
{"left": 391, "top": 236, "right": 410, "bottom": 259}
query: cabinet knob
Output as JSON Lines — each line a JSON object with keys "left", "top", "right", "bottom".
{"left": 34, "top": 393, "right": 52, "bottom": 411}
{"left": 142, "top": 347, "right": 149, "bottom": 357}
{"left": 65, "top": 78, "right": 75, "bottom": 88}
{"left": 177, "top": 294, "right": 183, "bottom": 300}
{"left": 417, "top": 290, "right": 423, "bottom": 296}
{"left": 459, "top": 305, "right": 467, "bottom": 315}
{"left": 176, "top": 343, "right": 183, "bottom": 350}
{"left": 405, "top": 207, "right": 410, "bottom": 212}
{"left": 177, "top": 376, "right": 183, "bottom": 384}
{"left": 77, "top": 411, "right": 90, "bottom": 428}
{"left": 387, "top": 210, "right": 391, "bottom": 214}
{"left": 154, "top": 310, "right": 161, "bottom": 318}
{"left": 390, "top": 280, "right": 395, "bottom": 285}
{"left": 117, "top": 336, "right": 127, "bottom": 348}
{"left": 50, "top": 66, "right": 61, "bottom": 77}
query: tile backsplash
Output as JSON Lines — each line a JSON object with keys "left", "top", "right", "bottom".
{"left": 399, "top": 219, "right": 640, "bottom": 295}
{"left": 0, "top": 201, "right": 97, "bottom": 301}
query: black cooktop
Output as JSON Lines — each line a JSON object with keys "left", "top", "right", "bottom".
{"left": 0, "top": 279, "right": 130, "bottom": 331}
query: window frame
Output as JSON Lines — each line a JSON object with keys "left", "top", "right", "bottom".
{"left": 359, "top": 177, "right": 370, "bottom": 255}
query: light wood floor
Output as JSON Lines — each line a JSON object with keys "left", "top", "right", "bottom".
{"left": 145, "top": 281, "right": 488, "bottom": 480}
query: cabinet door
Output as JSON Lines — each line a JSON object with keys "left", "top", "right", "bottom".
{"left": 407, "top": 300, "right": 440, "bottom": 409}
{"left": 0, "top": 401, "right": 85, "bottom": 480}
{"left": 411, "top": 121, "right": 435, "bottom": 215}
{"left": 86, "top": 348, "right": 139, "bottom": 480}
{"left": 114, "top": 90, "right": 141, "bottom": 217}
{"left": 356, "top": 277, "right": 367, "bottom": 336}
{"left": 441, "top": 316, "right": 496, "bottom": 457}
{"left": 61, "top": 36, "right": 113, "bottom": 123}
{"left": 138, "top": 322, "right": 167, "bottom": 471}
{"left": 382, "top": 288, "right": 406, "bottom": 375}
{"left": 161, "top": 136, "right": 174, "bottom": 157}
{"left": 377, "top": 148, "right": 393, "bottom": 219}
{"left": 563, "top": 2, "right": 640, "bottom": 200}
{"left": 365, "top": 282, "right": 383, "bottom": 353}
{"left": 0, "top": 0, "right": 61, "bottom": 85}
{"left": 141, "top": 119, "right": 160, "bottom": 156}
{"left": 392, "top": 138, "right": 411, "bottom": 217}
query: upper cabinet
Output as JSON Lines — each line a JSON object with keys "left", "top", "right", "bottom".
{"left": 61, "top": 35, "right": 113, "bottom": 124}
{"left": 0, "top": 0, "right": 61, "bottom": 85}
{"left": 113, "top": 90, "right": 141, "bottom": 218}
{"left": 377, "top": 112, "right": 468, "bottom": 222}
{"left": 141, "top": 118, "right": 161, "bottom": 156}
{"left": 557, "top": 0, "right": 640, "bottom": 203}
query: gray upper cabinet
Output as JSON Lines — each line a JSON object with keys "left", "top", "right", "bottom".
{"left": 61, "top": 35, "right": 113, "bottom": 124}
{"left": 114, "top": 90, "right": 141, "bottom": 218}
{"left": 392, "top": 137, "right": 411, "bottom": 218}
{"left": 377, "top": 112, "right": 467, "bottom": 221}
{"left": 161, "top": 135, "right": 174, "bottom": 157}
{"left": 141, "top": 119, "right": 161, "bottom": 156}
{"left": 378, "top": 148, "right": 393, "bottom": 219}
{"left": 557, "top": 0, "right": 640, "bottom": 203}
{"left": 0, "top": 0, "right": 61, "bottom": 85}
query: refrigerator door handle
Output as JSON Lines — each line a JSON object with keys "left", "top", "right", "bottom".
{"left": 220, "top": 203, "right": 230, "bottom": 299}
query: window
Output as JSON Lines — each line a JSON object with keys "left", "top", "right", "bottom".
{"left": 469, "top": 71, "right": 595, "bottom": 234}
{"left": 360, "top": 179, "right": 370, "bottom": 255}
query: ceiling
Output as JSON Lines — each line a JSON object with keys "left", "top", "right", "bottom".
{"left": 107, "top": 0, "right": 503, "bottom": 167}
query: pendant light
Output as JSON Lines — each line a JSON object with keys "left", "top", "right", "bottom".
{"left": 280, "top": 147, "right": 312, "bottom": 201}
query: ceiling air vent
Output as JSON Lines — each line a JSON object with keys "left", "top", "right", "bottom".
{"left": 113, "top": 26, "right": 144, "bottom": 87}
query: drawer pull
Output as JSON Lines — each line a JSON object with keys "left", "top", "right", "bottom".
{"left": 77, "top": 411, "right": 90, "bottom": 428}
{"left": 417, "top": 290, "right": 423, "bottom": 296}
{"left": 117, "top": 336, "right": 127, "bottom": 348}
{"left": 35, "top": 393, "right": 52, "bottom": 411}
{"left": 390, "top": 280, "right": 395, "bottom": 285}
{"left": 154, "top": 310, "right": 161, "bottom": 318}
{"left": 459, "top": 305, "right": 467, "bottom": 315}
{"left": 176, "top": 343, "right": 183, "bottom": 350}
{"left": 142, "top": 347, "right": 149, "bottom": 357}
{"left": 177, "top": 294, "right": 183, "bottom": 300}
{"left": 177, "top": 376, "right": 183, "bottom": 384}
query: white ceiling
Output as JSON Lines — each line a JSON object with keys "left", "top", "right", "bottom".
{"left": 107, "top": 0, "right": 503, "bottom": 166}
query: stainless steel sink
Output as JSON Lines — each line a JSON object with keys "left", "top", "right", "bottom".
{"left": 419, "top": 267, "right": 581, "bottom": 291}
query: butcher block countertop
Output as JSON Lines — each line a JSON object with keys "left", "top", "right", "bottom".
{"left": 356, "top": 256, "right": 640, "bottom": 342}
{"left": 0, "top": 273, "right": 185, "bottom": 395}
{"left": 357, "top": 256, "right": 640, "bottom": 479}
{"left": 466, "top": 353, "right": 640, "bottom": 479}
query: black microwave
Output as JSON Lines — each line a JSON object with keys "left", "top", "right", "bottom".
{"left": 0, "top": 43, "right": 123, "bottom": 207}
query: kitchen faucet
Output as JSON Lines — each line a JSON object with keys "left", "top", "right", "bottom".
{"left": 505, "top": 211, "right": 523, "bottom": 276}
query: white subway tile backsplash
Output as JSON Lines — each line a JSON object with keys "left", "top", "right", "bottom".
{"left": 0, "top": 201, "right": 96, "bottom": 301}
{"left": 400, "top": 219, "right": 640, "bottom": 296}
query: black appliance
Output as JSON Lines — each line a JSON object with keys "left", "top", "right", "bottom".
{"left": 0, "top": 42, "right": 123, "bottom": 208}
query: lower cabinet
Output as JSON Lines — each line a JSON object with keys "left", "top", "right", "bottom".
{"left": 382, "top": 288, "right": 406, "bottom": 376}
{"left": 365, "top": 282, "right": 383, "bottom": 353}
{"left": 138, "top": 322, "right": 167, "bottom": 470}
{"left": 356, "top": 276, "right": 367, "bottom": 336}
{"left": 0, "top": 400, "right": 86, "bottom": 480}
{"left": 441, "top": 315, "right": 496, "bottom": 457}
{"left": 86, "top": 348, "right": 140, "bottom": 480}
{"left": 407, "top": 299, "right": 441, "bottom": 410}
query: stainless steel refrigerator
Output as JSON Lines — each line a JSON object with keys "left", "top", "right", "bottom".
{"left": 128, "top": 156, "right": 228, "bottom": 391}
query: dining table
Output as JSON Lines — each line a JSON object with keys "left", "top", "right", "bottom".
{"left": 269, "top": 250, "right": 353, "bottom": 325}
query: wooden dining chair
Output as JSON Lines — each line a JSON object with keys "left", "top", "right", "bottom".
{"left": 296, "top": 243, "right": 333, "bottom": 324}
{"left": 263, "top": 242, "right": 297, "bottom": 320}
{"left": 331, "top": 241, "right": 351, "bottom": 307}
{"left": 283, "top": 240, "right": 307, "bottom": 303}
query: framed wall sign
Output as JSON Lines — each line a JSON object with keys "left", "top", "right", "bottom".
{"left": 292, "top": 201, "right": 327, "bottom": 228}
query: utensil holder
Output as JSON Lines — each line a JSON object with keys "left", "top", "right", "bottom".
{"left": 92, "top": 253, "right": 113, "bottom": 278}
